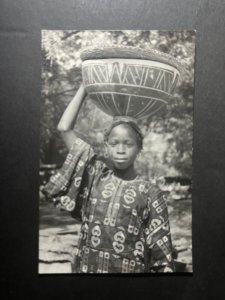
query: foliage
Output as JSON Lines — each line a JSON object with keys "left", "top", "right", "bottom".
{"left": 40, "top": 30, "right": 195, "bottom": 179}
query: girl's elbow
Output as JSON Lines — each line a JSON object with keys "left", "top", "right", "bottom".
{"left": 57, "top": 123, "right": 69, "bottom": 132}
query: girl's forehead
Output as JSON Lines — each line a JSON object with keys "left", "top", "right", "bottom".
{"left": 108, "top": 124, "right": 137, "bottom": 139}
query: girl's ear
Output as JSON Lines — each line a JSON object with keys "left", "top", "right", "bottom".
{"left": 103, "top": 142, "right": 109, "bottom": 158}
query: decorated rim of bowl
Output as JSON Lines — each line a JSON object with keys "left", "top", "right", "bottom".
{"left": 80, "top": 45, "right": 187, "bottom": 77}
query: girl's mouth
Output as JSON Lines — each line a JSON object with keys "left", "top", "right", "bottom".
{"left": 114, "top": 158, "right": 128, "bottom": 162}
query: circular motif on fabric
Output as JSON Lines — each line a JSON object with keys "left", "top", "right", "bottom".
{"left": 114, "top": 231, "right": 125, "bottom": 243}
{"left": 91, "top": 225, "right": 101, "bottom": 237}
{"left": 105, "top": 182, "right": 116, "bottom": 190}
{"left": 74, "top": 177, "right": 82, "bottom": 187}
{"left": 60, "top": 195, "right": 71, "bottom": 206}
{"left": 113, "top": 231, "right": 126, "bottom": 253}
{"left": 102, "top": 190, "right": 113, "bottom": 198}
{"left": 125, "top": 189, "right": 136, "bottom": 197}
{"left": 91, "top": 236, "right": 100, "bottom": 247}
{"left": 139, "top": 184, "right": 145, "bottom": 192}
{"left": 66, "top": 200, "right": 75, "bottom": 211}
{"left": 124, "top": 195, "right": 135, "bottom": 204}
{"left": 91, "top": 225, "right": 101, "bottom": 247}
{"left": 149, "top": 218, "right": 162, "bottom": 231}
{"left": 112, "top": 242, "right": 125, "bottom": 253}
{"left": 133, "top": 241, "right": 144, "bottom": 256}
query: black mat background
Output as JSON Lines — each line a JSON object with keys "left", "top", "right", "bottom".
{"left": 1, "top": 1, "right": 225, "bottom": 299}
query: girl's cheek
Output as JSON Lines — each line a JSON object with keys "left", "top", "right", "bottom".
{"left": 107, "top": 149, "right": 113, "bottom": 159}
{"left": 108, "top": 146, "right": 115, "bottom": 155}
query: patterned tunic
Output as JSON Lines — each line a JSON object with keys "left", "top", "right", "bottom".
{"left": 43, "top": 138, "right": 174, "bottom": 273}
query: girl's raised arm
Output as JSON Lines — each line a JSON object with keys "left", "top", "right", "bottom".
{"left": 57, "top": 84, "right": 87, "bottom": 150}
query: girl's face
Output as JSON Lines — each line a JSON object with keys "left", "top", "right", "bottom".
{"left": 106, "top": 124, "right": 140, "bottom": 170}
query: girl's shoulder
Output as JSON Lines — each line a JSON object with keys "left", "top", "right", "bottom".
{"left": 132, "top": 178, "right": 163, "bottom": 197}
{"left": 129, "top": 177, "right": 153, "bottom": 188}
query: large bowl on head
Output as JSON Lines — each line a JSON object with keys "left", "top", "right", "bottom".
{"left": 81, "top": 46, "right": 183, "bottom": 119}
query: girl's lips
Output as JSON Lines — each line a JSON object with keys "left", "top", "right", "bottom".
{"left": 114, "top": 158, "right": 128, "bottom": 162}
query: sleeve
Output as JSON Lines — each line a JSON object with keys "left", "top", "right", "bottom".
{"left": 145, "top": 185, "right": 175, "bottom": 273}
{"left": 42, "top": 137, "right": 95, "bottom": 213}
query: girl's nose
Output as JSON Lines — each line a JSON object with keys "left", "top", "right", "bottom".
{"left": 117, "top": 144, "right": 126, "bottom": 153}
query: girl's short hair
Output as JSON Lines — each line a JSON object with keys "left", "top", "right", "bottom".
{"left": 104, "top": 116, "right": 143, "bottom": 150}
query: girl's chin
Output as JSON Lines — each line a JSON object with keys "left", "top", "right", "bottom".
{"left": 114, "top": 166, "right": 128, "bottom": 171}
{"left": 113, "top": 162, "right": 133, "bottom": 171}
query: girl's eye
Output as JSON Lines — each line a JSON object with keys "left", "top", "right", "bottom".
{"left": 108, "top": 141, "right": 135, "bottom": 147}
{"left": 126, "top": 141, "right": 134, "bottom": 146}
{"left": 109, "top": 141, "right": 117, "bottom": 146}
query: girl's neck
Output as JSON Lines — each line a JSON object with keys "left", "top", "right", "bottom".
{"left": 113, "top": 165, "right": 137, "bottom": 181}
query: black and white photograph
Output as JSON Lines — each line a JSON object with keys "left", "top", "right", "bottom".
{"left": 38, "top": 30, "right": 195, "bottom": 274}
{"left": 3, "top": 0, "right": 225, "bottom": 297}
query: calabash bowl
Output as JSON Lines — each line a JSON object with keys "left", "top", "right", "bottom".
{"left": 81, "top": 46, "right": 183, "bottom": 119}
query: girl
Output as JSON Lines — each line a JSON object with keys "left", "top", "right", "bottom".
{"left": 42, "top": 85, "right": 174, "bottom": 273}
